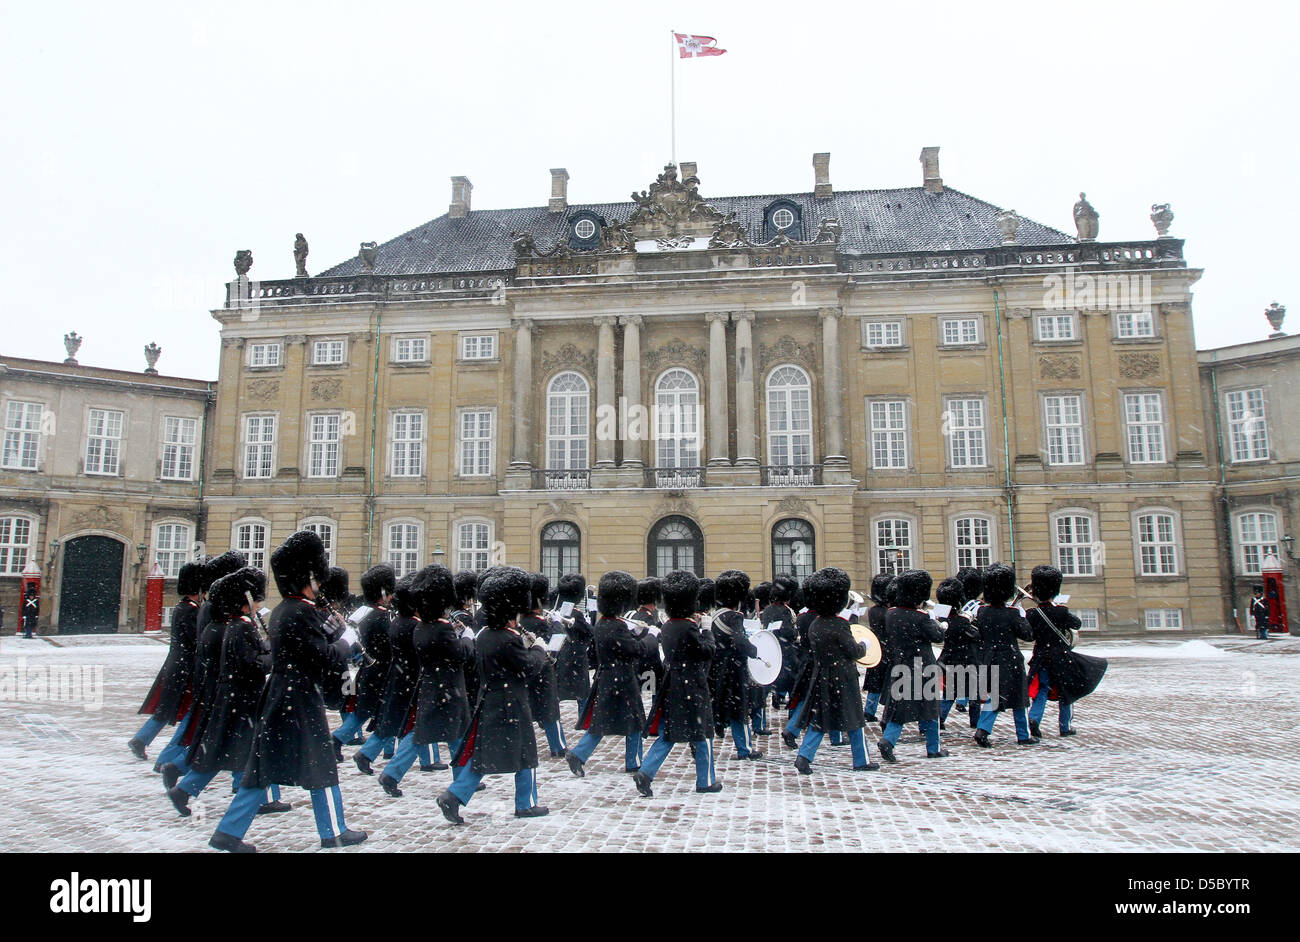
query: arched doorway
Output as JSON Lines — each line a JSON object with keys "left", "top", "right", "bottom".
{"left": 647, "top": 515, "right": 704, "bottom": 577}
{"left": 58, "top": 536, "right": 123, "bottom": 633}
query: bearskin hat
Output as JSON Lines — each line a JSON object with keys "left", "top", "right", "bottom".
{"left": 319, "top": 566, "right": 350, "bottom": 606}
{"left": 269, "top": 530, "right": 328, "bottom": 598}
{"left": 202, "top": 550, "right": 248, "bottom": 592}
{"left": 754, "top": 581, "right": 773, "bottom": 609}
{"left": 209, "top": 567, "right": 267, "bottom": 623}
{"left": 935, "top": 577, "right": 965, "bottom": 608}
{"left": 885, "top": 577, "right": 900, "bottom": 607}
{"left": 411, "top": 565, "right": 455, "bottom": 623}
{"left": 391, "top": 573, "right": 418, "bottom": 618}
{"left": 453, "top": 570, "right": 479, "bottom": 607}
{"left": 714, "top": 570, "right": 751, "bottom": 609}
{"left": 803, "top": 567, "right": 851, "bottom": 617}
{"left": 556, "top": 572, "right": 586, "bottom": 603}
{"left": 695, "top": 578, "right": 715, "bottom": 613}
{"left": 529, "top": 572, "right": 551, "bottom": 612}
{"left": 176, "top": 561, "right": 206, "bottom": 597}
{"left": 957, "top": 567, "right": 985, "bottom": 605}
{"left": 661, "top": 569, "right": 701, "bottom": 620}
{"left": 479, "top": 566, "right": 532, "bottom": 629}
{"left": 870, "top": 572, "right": 893, "bottom": 606}
{"left": 360, "top": 564, "right": 396, "bottom": 606}
{"left": 597, "top": 570, "right": 638, "bottom": 617}
{"left": 1030, "top": 564, "right": 1063, "bottom": 602}
{"left": 637, "top": 577, "right": 661, "bottom": 608}
{"left": 892, "top": 569, "right": 933, "bottom": 609}
{"left": 982, "top": 563, "right": 1017, "bottom": 606}
{"left": 772, "top": 574, "right": 799, "bottom": 605}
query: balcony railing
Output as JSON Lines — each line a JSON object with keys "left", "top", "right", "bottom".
{"left": 532, "top": 468, "right": 590, "bottom": 490}
{"left": 645, "top": 466, "right": 705, "bottom": 489}
{"left": 761, "top": 465, "right": 822, "bottom": 487}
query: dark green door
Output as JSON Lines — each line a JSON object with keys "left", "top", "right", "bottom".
{"left": 59, "top": 536, "right": 123, "bottom": 633}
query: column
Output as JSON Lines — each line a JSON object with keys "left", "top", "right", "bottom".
{"left": 706, "top": 312, "right": 731, "bottom": 467}
{"left": 619, "top": 315, "right": 644, "bottom": 468}
{"left": 509, "top": 318, "right": 534, "bottom": 469}
{"left": 733, "top": 311, "right": 757, "bottom": 466}
{"left": 594, "top": 316, "right": 617, "bottom": 468}
{"left": 820, "top": 307, "right": 848, "bottom": 467}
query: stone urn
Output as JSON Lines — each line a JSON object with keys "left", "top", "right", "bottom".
{"left": 63, "top": 331, "right": 82, "bottom": 365}
{"left": 144, "top": 342, "right": 162, "bottom": 375}
{"left": 1150, "top": 203, "right": 1174, "bottom": 238}
{"left": 359, "top": 241, "right": 379, "bottom": 272}
{"left": 995, "top": 209, "right": 1020, "bottom": 245}
{"left": 1266, "top": 302, "right": 1286, "bottom": 337}
{"left": 233, "top": 250, "right": 253, "bottom": 277}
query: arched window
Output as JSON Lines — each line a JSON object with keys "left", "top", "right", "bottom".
{"left": 540, "top": 521, "right": 581, "bottom": 585}
{"left": 153, "top": 520, "right": 194, "bottom": 578}
{"left": 546, "top": 372, "right": 589, "bottom": 470}
{"left": 654, "top": 369, "right": 701, "bottom": 469}
{"left": 766, "top": 365, "right": 813, "bottom": 469}
{"left": 647, "top": 515, "right": 703, "bottom": 577}
{"left": 772, "top": 518, "right": 815, "bottom": 581}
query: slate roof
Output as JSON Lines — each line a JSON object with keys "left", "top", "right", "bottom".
{"left": 318, "top": 185, "right": 1075, "bottom": 277}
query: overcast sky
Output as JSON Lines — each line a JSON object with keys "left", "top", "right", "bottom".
{"left": 2, "top": 1, "right": 1295, "bottom": 379}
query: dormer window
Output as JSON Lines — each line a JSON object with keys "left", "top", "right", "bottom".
{"left": 772, "top": 209, "right": 795, "bottom": 230}
{"left": 568, "top": 211, "right": 603, "bottom": 250}
{"left": 573, "top": 219, "right": 597, "bottom": 240}
{"left": 762, "top": 200, "right": 803, "bottom": 241}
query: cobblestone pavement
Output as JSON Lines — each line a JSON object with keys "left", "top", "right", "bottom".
{"left": 2, "top": 634, "right": 1297, "bottom": 852}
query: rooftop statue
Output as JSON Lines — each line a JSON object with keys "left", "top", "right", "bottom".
{"left": 1073, "top": 192, "right": 1099, "bottom": 242}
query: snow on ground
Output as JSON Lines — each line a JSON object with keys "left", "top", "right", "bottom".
{"left": 1, "top": 633, "right": 1298, "bottom": 853}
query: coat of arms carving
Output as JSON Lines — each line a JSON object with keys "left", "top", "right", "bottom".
{"left": 1118, "top": 352, "right": 1161, "bottom": 380}
{"left": 1039, "top": 354, "right": 1081, "bottom": 381}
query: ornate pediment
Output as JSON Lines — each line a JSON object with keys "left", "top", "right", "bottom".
{"left": 759, "top": 335, "right": 813, "bottom": 373}
{"left": 628, "top": 164, "right": 724, "bottom": 239}
{"left": 644, "top": 339, "right": 707, "bottom": 374}
{"left": 540, "top": 343, "right": 596, "bottom": 378}
{"left": 69, "top": 506, "right": 126, "bottom": 534}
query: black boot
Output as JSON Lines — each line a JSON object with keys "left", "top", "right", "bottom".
{"left": 794, "top": 755, "right": 812, "bottom": 775}
{"left": 127, "top": 738, "right": 148, "bottom": 761}
{"left": 973, "top": 729, "right": 991, "bottom": 748}
{"left": 514, "top": 806, "right": 549, "bottom": 818}
{"left": 926, "top": 749, "right": 952, "bottom": 758}
{"left": 379, "top": 773, "right": 403, "bottom": 798}
{"left": 437, "top": 790, "right": 465, "bottom": 824}
{"left": 209, "top": 830, "right": 256, "bottom": 853}
{"left": 632, "top": 771, "right": 653, "bottom": 798}
{"left": 696, "top": 782, "right": 724, "bottom": 793}
{"left": 161, "top": 762, "right": 181, "bottom": 791}
{"left": 566, "top": 752, "right": 585, "bottom": 778}
{"left": 853, "top": 761, "right": 881, "bottom": 771}
{"left": 1017, "top": 737, "right": 1040, "bottom": 746}
{"left": 333, "top": 738, "right": 344, "bottom": 762}
{"left": 257, "top": 800, "right": 292, "bottom": 814}
{"left": 166, "top": 785, "right": 191, "bottom": 817}
{"left": 781, "top": 730, "right": 799, "bottom": 750}
{"left": 354, "top": 753, "right": 374, "bottom": 775}
{"left": 321, "top": 829, "right": 368, "bottom": 849}
{"left": 1060, "top": 728, "right": 1078, "bottom": 737}
{"left": 1028, "top": 720, "right": 1042, "bottom": 739}
{"left": 421, "top": 762, "right": 449, "bottom": 772}
{"left": 877, "top": 740, "right": 897, "bottom": 763}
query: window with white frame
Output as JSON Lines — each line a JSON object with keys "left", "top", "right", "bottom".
{"left": 1117, "top": 311, "right": 1155, "bottom": 338}
{"left": 307, "top": 413, "right": 342, "bottom": 478}
{"left": 941, "top": 317, "right": 980, "bottom": 346}
{"left": 546, "top": 372, "right": 589, "bottom": 470}
{"left": 1124, "top": 393, "right": 1166, "bottom": 463}
{"left": 248, "top": 343, "right": 282, "bottom": 368}
{"left": 954, "top": 516, "right": 993, "bottom": 569}
{"left": 874, "top": 518, "right": 913, "bottom": 575}
{"left": 766, "top": 365, "right": 813, "bottom": 467}
{"left": 386, "top": 521, "right": 421, "bottom": 578}
{"left": 84, "top": 408, "right": 124, "bottom": 475}
{"left": 391, "top": 411, "right": 424, "bottom": 477}
{"left": 869, "top": 400, "right": 908, "bottom": 469}
{"left": 392, "top": 337, "right": 428, "bottom": 363}
{"left": 541, "top": 521, "right": 581, "bottom": 586}
{"left": 1226, "top": 388, "right": 1269, "bottom": 462}
{"left": 459, "top": 410, "right": 493, "bottom": 476}
{"left": 243, "top": 414, "right": 276, "bottom": 479}
{"left": 456, "top": 520, "right": 493, "bottom": 572}
{"left": 460, "top": 334, "right": 497, "bottom": 361}
{"left": 1044, "top": 395, "right": 1084, "bottom": 465}
{"left": 1136, "top": 511, "right": 1179, "bottom": 575}
{"left": 1144, "top": 608, "right": 1183, "bottom": 631}
{"left": 1036, "top": 313, "right": 1076, "bottom": 341}
{"left": 301, "top": 520, "right": 336, "bottom": 567}
{"left": 946, "top": 399, "right": 986, "bottom": 468}
{"left": 154, "top": 522, "right": 193, "bottom": 578}
{"left": 1054, "top": 513, "right": 1096, "bottom": 576}
{"left": 2, "top": 401, "right": 43, "bottom": 470}
{"left": 864, "top": 321, "right": 903, "bottom": 348}
{"left": 655, "top": 369, "right": 700, "bottom": 468}
{"left": 234, "top": 521, "right": 269, "bottom": 571}
{"left": 772, "top": 518, "right": 816, "bottom": 582}
{"left": 311, "top": 339, "right": 345, "bottom": 365}
{"left": 0, "top": 516, "right": 34, "bottom": 574}
{"left": 1236, "top": 511, "right": 1280, "bottom": 575}
{"left": 161, "top": 416, "right": 198, "bottom": 481}
{"left": 1076, "top": 609, "right": 1100, "bottom": 631}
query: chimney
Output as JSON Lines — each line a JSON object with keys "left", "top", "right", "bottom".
{"left": 679, "top": 160, "right": 697, "bottom": 180}
{"left": 813, "top": 152, "right": 832, "bottom": 199}
{"left": 548, "top": 168, "right": 569, "bottom": 213}
{"left": 449, "top": 176, "right": 472, "bottom": 218}
{"left": 920, "top": 147, "right": 942, "bottom": 194}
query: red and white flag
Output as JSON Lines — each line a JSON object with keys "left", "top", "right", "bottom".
{"left": 674, "top": 33, "right": 727, "bottom": 58}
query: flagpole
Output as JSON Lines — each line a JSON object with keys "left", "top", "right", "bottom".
{"left": 669, "top": 29, "right": 676, "bottom": 166}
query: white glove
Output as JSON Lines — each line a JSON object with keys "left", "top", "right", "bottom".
{"left": 647, "top": 625, "right": 662, "bottom": 638}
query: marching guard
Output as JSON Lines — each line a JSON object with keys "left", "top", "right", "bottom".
{"left": 936, "top": 577, "right": 980, "bottom": 729}
{"left": 553, "top": 573, "right": 593, "bottom": 706}
{"left": 861, "top": 573, "right": 892, "bottom": 724}
{"left": 972, "top": 563, "right": 1037, "bottom": 748}
{"left": 521, "top": 572, "right": 568, "bottom": 758}
{"left": 710, "top": 570, "right": 764, "bottom": 760}
{"left": 1025, "top": 565, "right": 1107, "bottom": 738}
{"left": 332, "top": 564, "right": 395, "bottom": 757}
{"left": 354, "top": 574, "right": 426, "bottom": 774}
{"left": 876, "top": 569, "right": 947, "bottom": 762}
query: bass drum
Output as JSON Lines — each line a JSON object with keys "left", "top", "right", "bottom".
{"left": 747, "top": 629, "right": 783, "bottom": 686}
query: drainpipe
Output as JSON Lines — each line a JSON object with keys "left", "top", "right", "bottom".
{"left": 1208, "top": 365, "right": 1237, "bottom": 629}
{"left": 366, "top": 307, "right": 382, "bottom": 567}
{"left": 196, "top": 382, "right": 214, "bottom": 549}
{"left": 993, "top": 289, "right": 1016, "bottom": 567}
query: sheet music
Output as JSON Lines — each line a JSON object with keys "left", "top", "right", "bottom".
{"left": 348, "top": 605, "right": 372, "bottom": 625}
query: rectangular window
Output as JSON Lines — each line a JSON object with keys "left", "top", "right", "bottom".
{"left": 243, "top": 415, "right": 276, "bottom": 479}
{"left": 456, "top": 522, "right": 492, "bottom": 571}
{"left": 154, "top": 523, "right": 192, "bottom": 578}
{"left": 161, "top": 416, "right": 198, "bottom": 481}
{"left": 248, "top": 343, "right": 282, "bottom": 368}
{"left": 865, "top": 321, "right": 902, "bottom": 348}
{"left": 1124, "top": 393, "right": 1166, "bottom": 463}
{"left": 941, "top": 317, "right": 980, "bottom": 346}
{"left": 874, "top": 519, "right": 912, "bottom": 574}
{"left": 2, "top": 401, "right": 43, "bottom": 470}
{"left": 1117, "top": 311, "right": 1155, "bottom": 338}
{"left": 311, "top": 340, "right": 345, "bottom": 365}
{"left": 386, "top": 523, "right": 421, "bottom": 578}
{"left": 391, "top": 412, "right": 425, "bottom": 477}
{"left": 85, "top": 408, "right": 124, "bottom": 475}
{"left": 1237, "top": 512, "right": 1279, "bottom": 575}
{"left": 235, "top": 523, "right": 268, "bottom": 571}
{"left": 302, "top": 521, "right": 335, "bottom": 567}
{"left": 1226, "top": 388, "right": 1268, "bottom": 462}
{"left": 1076, "top": 610, "right": 1100, "bottom": 631}
{"left": 0, "top": 517, "right": 33, "bottom": 574}
{"left": 460, "top": 411, "right": 493, "bottom": 476}
{"left": 955, "top": 517, "right": 993, "bottom": 569}
{"left": 461, "top": 334, "right": 497, "bottom": 360}
{"left": 1036, "top": 314, "right": 1076, "bottom": 341}
{"left": 1055, "top": 514, "right": 1096, "bottom": 576}
{"left": 1044, "top": 395, "right": 1084, "bottom": 465}
{"left": 308, "top": 414, "right": 341, "bottom": 478}
{"left": 869, "top": 400, "right": 908, "bottom": 469}
{"left": 393, "top": 337, "right": 428, "bottom": 363}
{"left": 1137, "top": 513, "right": 1179, "bottom": 575}
{"left": 1144, "top": 609, "right": 1183, "bottom": 631}
{"left": 946, "top": 399, "right": 986, "bottom": 468}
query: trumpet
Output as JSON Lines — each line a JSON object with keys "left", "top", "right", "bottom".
{"left": 1014, "top": 585, "right": 1075, "bottom": 647}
